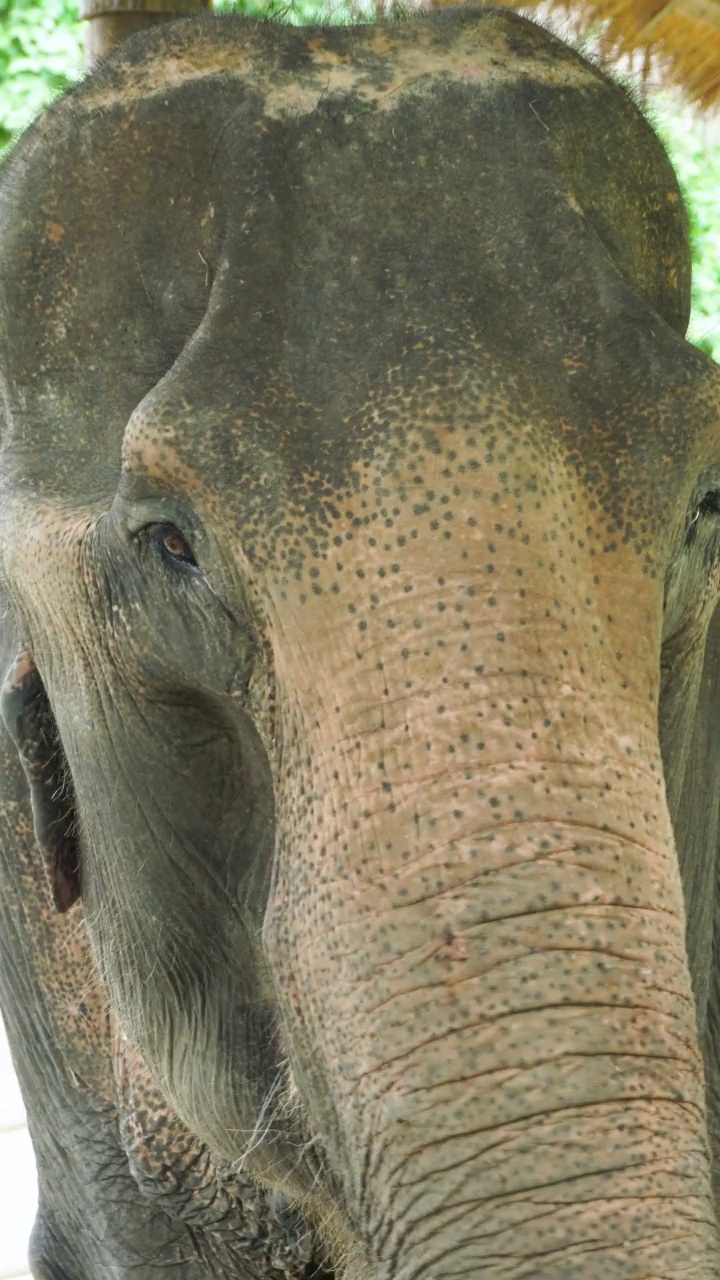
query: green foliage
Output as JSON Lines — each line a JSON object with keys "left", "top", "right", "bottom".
{"left": 0, "top": 0, "right": 82, "bottom": 151}
{"left": 0, "top": 0, "right": 718, "bottom": 360}
{"left": 652, "top": 96, "right": 720, "bottom": 362}
{"left": 214, "top": 0, "right": 376, "bottom": 23}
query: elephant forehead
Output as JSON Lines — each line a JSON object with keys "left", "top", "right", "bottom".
{"left": 0, "top": 4, "right": 708, "bottom": 540}
{"left": 77, "top": 9, "right": 596, "bottom": 118}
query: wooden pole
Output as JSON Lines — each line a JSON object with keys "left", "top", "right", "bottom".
{"left": 81, "top": 0, "right": 212, "bottom": 67}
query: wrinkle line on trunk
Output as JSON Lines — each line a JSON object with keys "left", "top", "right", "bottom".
{"left": 343, "top": 1014, "right": 700, "bottom": 1082}
{"left": 399, "top": 1191, "right": 712, "bottom": 1258}
{"left": 364, "top": 892, "right": 681, "bottom": 922}
{"left": 376, "top": 1094, "right": 710, "bottom": 1176}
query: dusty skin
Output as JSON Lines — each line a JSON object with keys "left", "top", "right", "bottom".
{"left": 1, "top": 5, "right": 720, "bottom": 1279}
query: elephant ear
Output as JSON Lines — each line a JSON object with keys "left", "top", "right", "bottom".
{"left": 0, "top": 651, "right": 80, "bottom": 913}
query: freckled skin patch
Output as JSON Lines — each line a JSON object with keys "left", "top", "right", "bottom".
{"left": 1, "top": 7, "right": 720, "bottom": 1279}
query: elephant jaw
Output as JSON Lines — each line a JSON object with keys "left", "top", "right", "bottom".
{"left": 111, "top": 1022, "right": 321, "bottom": 1278}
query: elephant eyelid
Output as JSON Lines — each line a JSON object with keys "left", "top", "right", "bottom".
{"left": 150, "top": 522, "right": 200, "bottom": 571}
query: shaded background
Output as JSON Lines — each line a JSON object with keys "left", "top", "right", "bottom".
{"left": 0, "top": 1022, "right": 35, "bottom": 1280}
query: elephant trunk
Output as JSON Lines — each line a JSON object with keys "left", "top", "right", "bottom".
{"left": 265, "top": 474, "right": 720, "bottom": 1276}
{"left": 269, "top": 683, "right": 719, "bottom": 1277}
{"left": 340, "top": 825, "right": 713, "bottom": 1276}
{"left": 350, "top": 840, "right": 712, "bottom": 1277}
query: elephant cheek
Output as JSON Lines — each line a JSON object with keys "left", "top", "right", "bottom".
{"left": 1, "top": 650, "right": 81, "bottom": 913}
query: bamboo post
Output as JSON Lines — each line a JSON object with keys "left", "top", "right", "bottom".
{"left": 81, "top": 0, "right": 212, "bottom": 67}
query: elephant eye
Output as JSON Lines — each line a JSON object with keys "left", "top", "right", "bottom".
{"left": 686, "top": 490, "right": 720, "bottom": 547}
{"left": 154, "top": 523, "right": 199, "bottom": 569}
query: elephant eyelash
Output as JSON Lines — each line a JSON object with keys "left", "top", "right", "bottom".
{"left": 685, "top": 490, "right": 720, "bottom": 547}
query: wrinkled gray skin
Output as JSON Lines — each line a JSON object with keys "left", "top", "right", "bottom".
{"left": 2, "top": 8, "right": 720, "bottom": 1279}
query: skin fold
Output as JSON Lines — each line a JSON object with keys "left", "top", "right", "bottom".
{"left": 0, "top": 6, "right": 720, "bottom": 1277}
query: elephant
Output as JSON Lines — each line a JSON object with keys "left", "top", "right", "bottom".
{"left": 1, "top": 4, "right": 720, "bottom": 1276}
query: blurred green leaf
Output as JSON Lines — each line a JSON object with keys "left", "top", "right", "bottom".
{"left": 0, "top": 0, "right": 83, "bottom": 148}
{"left": 652, "top": 96, "right": 720, "bottom": 362}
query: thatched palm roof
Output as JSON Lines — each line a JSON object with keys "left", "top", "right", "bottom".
{"left": 520, "top": 0, "right": 720, "bottom": 106}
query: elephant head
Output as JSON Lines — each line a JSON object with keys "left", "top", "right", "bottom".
{"left": 1, "top": 8, "right": 719, "bottom": 1278}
